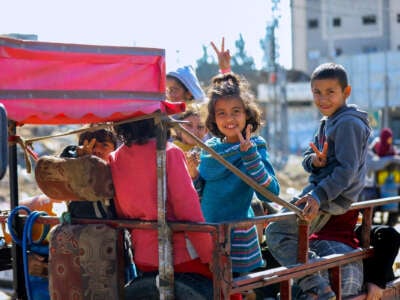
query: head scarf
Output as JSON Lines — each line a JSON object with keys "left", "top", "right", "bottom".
{"left": 374, "top": 127, "right": 396, "bottom": 157}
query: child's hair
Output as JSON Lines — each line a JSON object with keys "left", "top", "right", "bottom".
{"left": 310, "top": 62, "right": 348, "bottom": 90}
{"left": 205, "top": 73, "right": 262, "bottom": 139}
{"left": 78, "top": 128, "right": 117, "bottom": 148}
{"left": 114, "top": 118, "right": 156, "bottom": 146}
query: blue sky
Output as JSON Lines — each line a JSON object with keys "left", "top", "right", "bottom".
{"left": 0, "top": 0, "right": 292, "bottom": 71}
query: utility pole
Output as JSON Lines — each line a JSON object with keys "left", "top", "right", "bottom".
{"left": 260, "top": 0, "right": 288, "bottom": 169}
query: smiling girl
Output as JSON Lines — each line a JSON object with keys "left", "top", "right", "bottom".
{"left": 189, "top": 72, "right": 280, "bottom": 273}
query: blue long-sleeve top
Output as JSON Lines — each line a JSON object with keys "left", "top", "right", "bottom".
{"left": 198, "top": 136, "right": 280, "bottom": 222}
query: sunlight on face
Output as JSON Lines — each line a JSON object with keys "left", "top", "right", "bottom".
{"left": 214, "top": 98, "right": 247, "bottom": 143}
{"left": 311, "top": 79, "right": 350, "bottom": 117}
{"left": 166, "top": 77, "right": 191, "bottom": 102}
{"left": 180, "top": 114, "right": 207, "bottom": 145}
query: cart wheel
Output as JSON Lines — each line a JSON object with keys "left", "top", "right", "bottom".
{"left": 124, "top": 272, "right": 213, "bottom": 300}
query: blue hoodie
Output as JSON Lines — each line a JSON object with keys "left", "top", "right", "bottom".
{"left": 198, "top": 135, "right": 280, "bottom": 222}
{"left": 302, "top": 104, "right": 371, "bottom": 214}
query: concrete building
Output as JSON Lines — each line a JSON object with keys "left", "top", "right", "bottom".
{"left": 291, "top": 0, "right": 400, "bottom": 75}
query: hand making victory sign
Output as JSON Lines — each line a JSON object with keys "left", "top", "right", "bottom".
{"left": 237, "top": 124, "right": 253, "bottom": 152}
{"left": 310, "top": 141, "right": 328, "bottom": 168}
{"left": 76, "top": 138, "right": 96, "bottom": 156}
{"left": 211, "top": 37, "right": 231, "bottom": 73}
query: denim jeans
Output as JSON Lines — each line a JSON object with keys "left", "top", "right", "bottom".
{"left": 264, "top": 211, "right": 332, "bottom": 293}
{"left": 310, "top": 239, "right": 363, "bottom": 297}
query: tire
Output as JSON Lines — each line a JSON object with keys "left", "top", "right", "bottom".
{"left": 124, "top": 272, "right": 213, "bottom": 300}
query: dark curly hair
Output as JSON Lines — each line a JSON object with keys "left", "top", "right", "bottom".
{"left": 114, "top": 118, "right": 156, "bottom": 146}
{"left": 78, "top": 128, "right": 117, "bottom": 148}
{"left": 205, "top": 72, "right": 262, "bottom": 139}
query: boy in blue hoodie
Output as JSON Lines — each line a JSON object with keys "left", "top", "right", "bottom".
{"left": 265, "top": 62, "right": 371, "bottom": 300}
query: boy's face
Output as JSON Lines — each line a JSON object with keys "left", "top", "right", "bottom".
{"left": 311, "top": 78, "right": 351, "bottom": 117}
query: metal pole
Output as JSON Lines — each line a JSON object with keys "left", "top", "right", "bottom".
{"left": 156, "top": 116, "right": 174, "bottom": 300}
{"left": 8, "top": 121, "right": 26, "bottom": 299}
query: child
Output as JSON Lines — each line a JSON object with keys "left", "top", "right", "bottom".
{"left": 265, "top": 62, "right": 371, "bottom": 299}
{"left": 60, "top": 128, "right": 118, "bottom": 219}
{"left": 166, "top": 65, "right": 206, "bottom": 103}
{"left": 189, "top": 72, "right": 280, "bottom": 273}
{"left": 109, "top": 118, "right": 213, "bottom": 278}
{"left": 172, "top": 106, "right": 208, "bottom": 153}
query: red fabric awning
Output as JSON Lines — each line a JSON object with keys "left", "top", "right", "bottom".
{"left": 0, "top": 36, "right": 184, "bottom": 125}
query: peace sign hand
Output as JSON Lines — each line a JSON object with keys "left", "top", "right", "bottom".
{"left": 310, "top": 141, "right": 328, "bottom": 167}
{"left": 237, "top": 124, "right": 253, "bottom": 152}
{"left": 76, "top": 138, "right": 96, "bottom": 157}
{"left": 210, "top": 37, "right": 231, "bottom": 72}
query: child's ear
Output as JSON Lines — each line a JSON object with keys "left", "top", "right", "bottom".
{"left": 344, "top": 85, "right": 351, "bottom": 98}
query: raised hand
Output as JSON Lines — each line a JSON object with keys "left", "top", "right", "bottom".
{"left": 210, "top": 37, "right": 231, "bottom": 73}
{"left": 310, "top": 141, "right": 328, "bottom": 167}
{"left": 237, "top": 124, "right": 253, "bottom": 152}
{"left": 76, "top": 138, "right": 96, "bottom": 156}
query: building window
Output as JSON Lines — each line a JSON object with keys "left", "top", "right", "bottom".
{"left": 362, "top": 15, "right": 376, "bottom": 25}
{"left": 333, "top": 17, "right": 341, "bottom": 27}
{"left": 362, "top": 45, "right": 377, "bottom": 53}
{"left": 308, "top": 19, "right": 318, "bottom": 29}
{"left": 397, "top": 14, "right": 400, "bottom": 23}
{"left": 308, "top": 50, "right": 320, "bottom": 60}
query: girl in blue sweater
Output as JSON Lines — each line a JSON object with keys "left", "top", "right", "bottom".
{"left": 189, "top": 72, "right": 280, "bottom": 273}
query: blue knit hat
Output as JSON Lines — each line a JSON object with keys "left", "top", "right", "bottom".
{"left": 167, "top": 65, "right": 206, "bottom": 102}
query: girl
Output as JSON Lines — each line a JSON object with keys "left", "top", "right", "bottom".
{"left": 189, "top": 72, "right": 280, "bottom": 273}
{"left": 109, "top": 118, "right": 213, "bottom": 278}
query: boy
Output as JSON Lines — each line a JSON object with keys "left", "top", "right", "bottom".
{"left": 265, "top": 63, "right": 371, "bottom": 300}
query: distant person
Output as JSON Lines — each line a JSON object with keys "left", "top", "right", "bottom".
{"left": 188, "top": 70, "right": 280, "bottom": 274}
{"left": 368, "top": 127, "right": 400, "bottom": 226}
{"left": 371, "top": 127, "right": 397, "bottom": 157}
{"left": 265, "top": 62, "right": 371, "bottom": 299}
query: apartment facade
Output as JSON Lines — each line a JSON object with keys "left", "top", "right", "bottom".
{"left": 291, "top": 0, "right": 400, "bottom": 75}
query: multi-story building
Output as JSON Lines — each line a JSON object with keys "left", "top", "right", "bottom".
{"left": 291, "top": 0, "right": 399, "bottom": 75}
{"left": 289, "top": 0, "right": 400, "bottom": 142}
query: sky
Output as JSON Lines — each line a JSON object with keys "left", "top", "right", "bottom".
{"left": 0, "top": 0, "right": 292, "bottom": 71}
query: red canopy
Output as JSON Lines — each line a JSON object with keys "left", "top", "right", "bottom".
{"left": 0, "top": 36, "right": 184, "bottom": 125}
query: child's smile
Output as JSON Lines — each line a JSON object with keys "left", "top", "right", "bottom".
{"left": 215, "top": 97, "right": 247, "bottom": 143}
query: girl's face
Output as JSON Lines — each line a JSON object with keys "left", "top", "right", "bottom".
{"left": 214, "top": 97, "right": 247, "bottom": 143}
{"left": 181, "top": 115, "right": 207, "bottom": 145}
{"left": 166, "top": 77, "right": 192, "bottom": 102}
